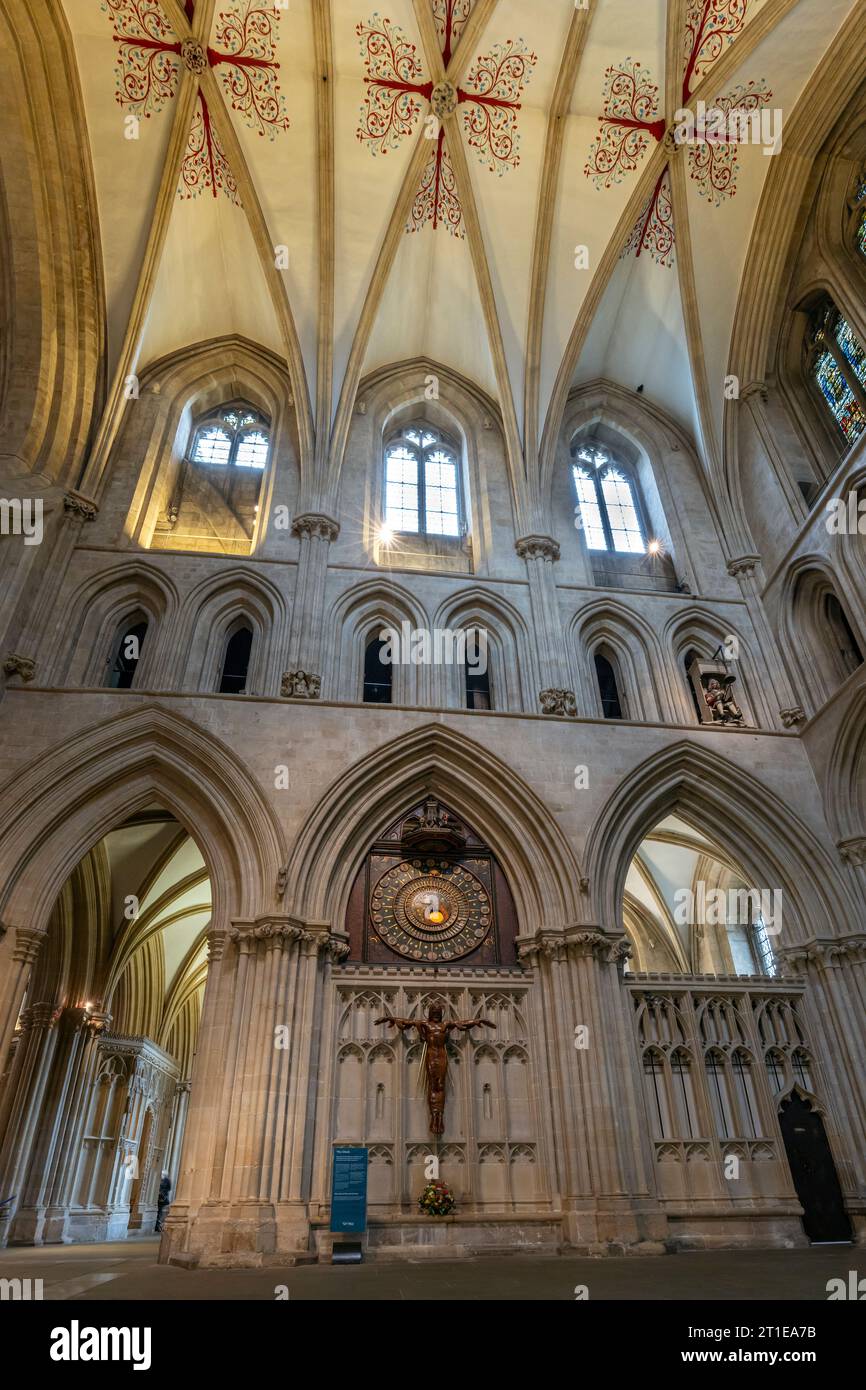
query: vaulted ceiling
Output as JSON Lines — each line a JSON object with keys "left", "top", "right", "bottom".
{"left": 62, "top": 0, "right": 860, "bottom": 513}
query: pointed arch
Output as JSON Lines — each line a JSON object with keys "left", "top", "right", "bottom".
{"left": 825, "top": 681, "right": 866, "bottom": 844}
{"left": 46, "top": 561, "right": 180, "bottom": 690}
{"left": 663, "top": 605, "right": 771, "bottom": 728}
{"left": 585, "top": 741, "right": 857, "bottom": 943}
{"left": 175, "top": 565, "right": 289, "bottom": 697}
{"left": 570, "top": 598, "right": 675, "bottom": 723}
{"left": 323, "top": 577, "right": 430, "bottom": 704}
{"left": 0, "top": 705, "right": 286, "bottom": 940}
{"left": 283, "top": 722, "right": 585, "bottom": 935}
{"left": 431, "top": 587, "right": 535, "bottom": 713}
{"left": 779, "top": 555, "right": 865, "bottom": 715}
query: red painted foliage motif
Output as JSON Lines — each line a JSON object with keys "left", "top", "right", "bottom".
{"left": 584, "top": 60, "right": 665, "bottom": 189}
{"left": 104, "top": 0, "right": 181, "bottom": 116}
{"left": 103, "top": 0, "right": 289, "bottom": 203}
{"left": 623, "top": 167, "right": 674, "bottom": 268}
{"left": 410, "top": 130, "right": 462, "bottom": 234}
{"left": 213, "top": 3, "right": 290, "bottom": 137}
{"left": 687, "top": 80, "right": 773, "bottom": 204}
{"left": 432, "top": 0, "right": 471, "bottom": 67}
{"left": 682, "top": 0, "right": 749, "bottom": 101}
{"left": 355, "top": 15, "right": 430, "bottom": 154}
{"left": 461, "top": 40, "right": 535, "bottom": 175}
{"left": 356, "top": 7, "right": 536, "bottom": 236}
{"left": 181, "top": 92, "right": 241, "bottom": 203}
{"left": 586, "top": 0, "right": 766, "bottom": 268}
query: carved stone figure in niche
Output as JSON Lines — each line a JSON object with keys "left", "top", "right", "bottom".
{"left": 704, "top": 676, "right": 744, "bottom": 725}
{"left": 687, "top": 657, "right": 744, "bottom": 726}
{"left": 375, "top": 1003, "right": 495, "bottom": 1136}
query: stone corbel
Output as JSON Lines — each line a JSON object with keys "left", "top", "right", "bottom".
{"left": 516, "top": 535, "right": 560, "bottom": 563}
{"left": 838, "top": 837, "right": 866, "bottom": 868}
{"left": 539, "top": 688, "right": 577, "bottom": 717}
{"left": 63, "top": 491, "right": 98, "bottom": 523}
{"left": 281, "top": 669, "right": 321, "bottom": 700}
{"left": 780, "top": 707, "right": 806, "bottom": 728}
{"left": 3, "top": 653, "right": 36, "bottom": 683}
{"left": 726, "top": 555, "right": 761, "bottom": 579}
{"left": 291, "top": 513, "right": 340, "bottom": 543}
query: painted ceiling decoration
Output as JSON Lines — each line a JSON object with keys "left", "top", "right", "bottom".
{"left": 585, "top": 0, "right": 772, "bottom": 267}
{"left": 64, "top": 0, "right": 859, "bottom": 505}
{"left": 356, "top": 1, "right": 536, "bottom": 235}
{"left": 104, "top": 0, "right": 290, "bottom": 202}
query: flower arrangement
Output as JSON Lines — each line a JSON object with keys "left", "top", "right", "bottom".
{"left": 418, "top": 1180, "right": 455, "bottom": 1217}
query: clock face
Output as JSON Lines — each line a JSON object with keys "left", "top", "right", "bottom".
{"left": 370, "top": 858, "right": 493, "bottom": 962}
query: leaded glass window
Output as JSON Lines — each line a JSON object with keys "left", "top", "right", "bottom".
{"left": 384, "top": 426, "right": 463, "bottom": 537}
{"left": 190, "top": 404, "right": 270, "bottom": 469}
{"left": 804, "top": 301, "right": 866, "bottom": 446}
{"left": 572, "top": 446, "right": 647, "bottom": 554}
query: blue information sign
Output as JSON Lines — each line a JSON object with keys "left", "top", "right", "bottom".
{"left": 330, "top": 1145, "right": 369, "bottom": 1234}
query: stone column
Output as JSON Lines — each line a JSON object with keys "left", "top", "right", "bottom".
{"left": 838, "top": 838, "right": 866, "bottom": 913}
{"left": 0, "top": 926, "right": 47, "bottom": 1125}
{"left": 0, "top": 1002, "right": 61, "bottom": 1243}
{"left": 161, "top": 918, "right": 345, "bottom": 1267}
{"left": 726, "top": 556, "right": 805, "bottom": 729}
{"left": 518, "top": 927, "right": 666, "bottom": 1253}
{"left": 282, "top": 513, "right": 340, "bottom": 699}
{"left": 165, "top": 1080, "right": 192, "bottom": 1186}
{"left": 782, "top": 937, "right": 866, "bottom": 1244}
{"left": 515, "top": 535, "right": 578, "bottom": 717}
{"left": 1, "top": 493, "right": 98, "bottom": 687}
{"left": 25, "top": 1009, "right": 112, "bottom": 1244}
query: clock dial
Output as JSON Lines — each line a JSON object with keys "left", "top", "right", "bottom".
{"left": 370, "top": 858, "right": 493, "bottom": 962}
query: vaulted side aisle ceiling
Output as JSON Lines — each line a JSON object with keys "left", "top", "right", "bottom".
{"left": 64, "top": 0, "right": 860, "bottom": 501}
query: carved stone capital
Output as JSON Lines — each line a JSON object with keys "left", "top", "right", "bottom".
{"left": 63, "top": 491, "right": 98, "bottom": 523}
{"left": 207, "top": 928, "right": 230, "bottom": 963}
{"left": 517, "top": 928, "right": 628, "bottom": 966}
{"left": 516, "top": 534, "right": 560, "bottom": 562}
{"left": 779, "top": 935, "right": 866, "bottom": 970}
{"left": 176, "top": 1079, "right": 193, "bottom": 1095}
{"left": 3, "top": 653, "right": 36, "bottom": 682}
{"left": 19, "top": 1002, "right": 61, "bottom": 1032}
{"left": 181, "top": 39, "right": 208, "bottom": 73}
{"left": 291, "top": 512, "right": 340, "bottom": 543}
{"left": 539, "top": 688, "right": 577, "bottom": 717}
{"left": 740, "top": 381, "right": 770, "bottom": 406}
{"left": 780, "top": 707, "right": 806, "bottom": 728}
{"left": 12, "top": 925, "right": 47, "bottom": 965}
{"left": 726, "top": 555, "right": 761, "bottom": 578}
{"left": 838, "top": 837, "right": 866, "bottom": 868}
{"left": 281, "top": 669, "right": 321, "bottom": 700}
{"left": 230, "top": 919, "right": 312, "bottom": 949}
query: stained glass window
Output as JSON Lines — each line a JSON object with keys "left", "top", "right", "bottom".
{"left": 191, "top": 404, "right": 270, "bottom": 469}
{"left": 572, "top": 451, "right": 647, "bottom": 554}
{"left": 805, "top": 302, "right": 866, "bottom": 446}
{"left": 834, "top": 317, "right": 866, "bottom": 387}
{"left": 814, "top": 352, "right": 865, "bottom": 445}
{"left": 384, "top": 426, "right": 462, "bottom": 537}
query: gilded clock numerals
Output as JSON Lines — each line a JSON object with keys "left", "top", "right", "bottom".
{"left": 371, "top": 856, "right": 492, "bottom": 962}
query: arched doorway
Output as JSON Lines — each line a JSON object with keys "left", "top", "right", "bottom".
{"left": 0, "top": 806, "right": 211, "bottom": 1245}
{"left": 778, "top": 1094, "right": 852, "bottom": 1243}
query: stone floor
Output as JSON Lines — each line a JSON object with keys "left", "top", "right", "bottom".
{"left": 0, "top": 1239, "right": 859, "bottom": 1300}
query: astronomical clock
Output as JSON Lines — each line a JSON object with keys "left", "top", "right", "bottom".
{"left": 343, "top": 799, "right": 518, "bottom": 967}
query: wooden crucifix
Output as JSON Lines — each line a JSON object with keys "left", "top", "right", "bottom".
{"left": 375, "top": 1002, "right": 495, "bottom": 1137}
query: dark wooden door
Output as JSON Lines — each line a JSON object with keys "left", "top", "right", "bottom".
{"left": 779, "top": 1094, "right": 852, "bottom": 1242}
